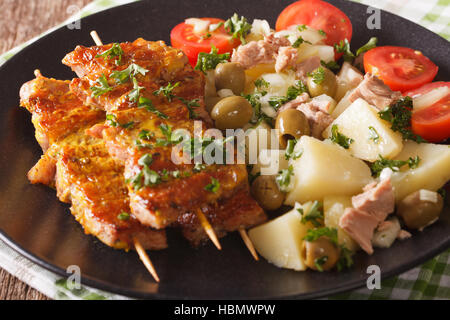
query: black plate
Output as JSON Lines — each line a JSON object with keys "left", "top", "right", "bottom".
{"left": 0, "top": 0, "right": 449, "bottom": 300}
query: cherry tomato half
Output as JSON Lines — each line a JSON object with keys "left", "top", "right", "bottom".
{"left": 364, "top": 46, "right": 438, "bottom": 92}
{"left": 408, "top": 82, "right": 450, "bottom": 142}
{"left": 275, "top": 0, "right": 352, "bottom": 58}
{"left": 170, "top": 18, "right": 239, "bottom": 67}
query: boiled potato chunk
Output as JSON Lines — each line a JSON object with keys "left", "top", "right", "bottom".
{"left": 323, "top": 196, "right": 359, "bottom": 252}
{"left": 334, "top": 61, "right": 364, "bottom": 101}
{"left": 391, "top": 141, "right": 450, "bottom": 201}
{"left": 323, "top": 98, "right": 403, "bottom": 162}
{"left": 251, "top": 149, "right": 289, "bottom": 176}
{"left": 285, "top": 136, "right": 373, "bottom": 205}
{"left": 248, "top": 203, "right": 310, "bottom": 271}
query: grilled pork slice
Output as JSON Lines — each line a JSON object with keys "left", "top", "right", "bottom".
{"left": 20, "top": 75, "right": 167, "bottom": 250}
{"left": 62, "top": 39, "right": 267, "bottom": 239}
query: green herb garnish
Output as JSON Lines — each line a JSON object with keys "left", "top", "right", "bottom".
{"left": 285, "top": 139, "right": 303, "bottom": 160}
{"left": 224, "top": 13, "right": 252, "bottom": 44}
{"left": 195, "top": 45, "right": 230, "bottom": 74}
{"left": 153, "top": 82, "right": 180, "bottom": 102}
{"left": 378, "top": 97, "right": 426, "bottom": 142}
{"left": 356, "top": 37, "right": 378, "bottom": 56}
{"left": 315, "top": 256, "right": 328, "bottom": 272}
{"left": 276, "top": 165, "right": 294, "bottom": 192}
{"left": 111, "top": 63, "right": 148, "bottom": 84}
{"left": 370, "top": 154, "right": 421, "bottom": 177}
{"left": 127, "top": 77, "right": 144, "bottom": 102}
{"left": 204, "top": 177, "right": 220, "bottom": 193}
{"left": 330, "top": 124, "right": 353, "bottom": 149}
{"left": 307, "top": 67, "right": 326, "bottom": 84}
{"left": 117, "top": 212, "right": 130, "bottom": 221}
{"left": 137, "top": 97, "right": 168, "bottom": 119}
{"left": 90, "top": 74, "right": 112, "bottom": 97}
{"left": 95, "top": 43, "right": 124, "bottom": 65}
{"left": 300, "top": 201, "right": 324, "bottom": 227}
{"left": 106, "top": 114, "right": 134, "bottom": 129}
{"left": 303, "top": 227, "right": 338, "bottom": 245}
{"left": 292, "top": 36, "right": 311, "bottom": 48}
{"left": 334, "top": 39, "right": 355, "bottom": 62}
{"left": 368, "top": 126, "right": 380, "bottom": 143}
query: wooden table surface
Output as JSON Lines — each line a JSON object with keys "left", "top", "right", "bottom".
{"left": 0, "top": 0, "right": 92, "bottom": 300}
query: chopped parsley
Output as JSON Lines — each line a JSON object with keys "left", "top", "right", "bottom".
{"left": 138, "top": 129, "right": 154, "bottom": 140}
{"left": 303, "top": 227, "right": 338, "bottom": 245}
{"left": 95, "top": 43, "right": 124, "bottom": 65}
{"left": 330, "top": 124, "right": 353, "bottom": 149}
{"left": 292, "top": 36, "right": 311, "bottom": 48}
{"left": 318, "top": 29, "right": 327, "bottom": 36}
{"left": 276, "top": 165, "right": 294, "bottom": 193}
{"left": 378, "top": 97, "right": 426, "bottom": 142}
{"left": 90, "top": 74, "right": 112, "bottom": 97}
{"left": 370, "top": 154, "right": 421, "bottom": 177}
{"left": 117, "top": 212, "right": 130, "bottom": 221}
{"left": 153, "top": 82, "right": 180, "bottom": 102}
{"left": 307, "top": 67, "right": 325, "bottom": 84}
{"left": 177, "top": 97, "right": 200, "bottom": 119}
{"left": 254, "top": 79, "right": 270, "bottom": 90}
{"left": 368, "top": 126, "right": 380, "bottom": 143}
{"left": 224, "top": 13, "right": 252, "bottom": 44}
{"left": 127, "top": 77, "right": 144, "bottom": 102}
{"left": 336, "top": 245, "right": 354, "bottom": 271}
{"left": 297, "top": 24, "right": 307, "bottom": 32}
{"left": 243, "top": 93, "right": 273, "bottom": 126}
{"left": 334, "top": 39, "right": 355, "bottom": 62}
{"left": 285, "top": 139, "right": 303, "bottom": 160}
{"left": 315, "top": 256, "right": 328, "bottom": 272}
{"left": 356, "top": 37, "right": 378, "bottom": 56}
{"left": 268, "top": 81, "right": 308, "bottom": 110}
{"left": 130, "top": 154, "right": 161, "bottom": 190}
{"left": 204, "top": 177, "right": 220, "bottom": 193}
{"left": 137, "top": 97, "right": 168, "bottom": 119}
{"left": 195, "top": 45, "right": 230, "bottom": 74}
{"left": 321, "top": 60, "right": 340, "bottom": 72}
{"left": 110, "top": 63, "right": 148, "bottom": 84}
{"left": 106, "top": 114, "right": 134, "bottom": 129}
{"left": 300, "top": 201, "right": 323, "bottom": 227}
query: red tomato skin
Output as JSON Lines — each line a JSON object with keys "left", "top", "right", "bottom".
{"left": 170, "top": 18, "right": 238, "bottom": 67}
{"left": 404, "top": 81, "right": 450, "bottom": 98}
{"left": 409, "top": 82, "right": 450, "bottom": 142}
{"left": 275, "top": 0, "right": 352, "bottom": 59}
{"left": 364, "top": 46, "right": 438, "bottom": 92}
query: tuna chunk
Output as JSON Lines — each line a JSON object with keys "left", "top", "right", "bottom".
{"left": 275, "top": 46, "right": 298, "bottom": 73}
{"left": 339, "top": 208, "right": 379, "bottom": 254}
{"left": 297, "top": 101, "right": 334, "bottom": 139}
{"left": 277, "top": 93, "right": 310, "bottom": 113}
{"left": 294, "top": 56, "right": 321, "bottom": 81}
{"left": 339, "top": 178, "right": 396, "bottom": 254}
{"left": 348, "top": 73, "right": 402, "bottom": 110}
{"left": 352, "top": 178, "right": 395, "bottom": 222}
{"left": 231, "top": 34, "right": 290, "bottom": 69}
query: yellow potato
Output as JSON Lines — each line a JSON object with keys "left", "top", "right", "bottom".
{"left": 391, "top": 141, "right": 450, "bottom": 201}
{"left": 323, "top": 98, "right": 403, "bottom": 162}
{"left": 285, "top": 136, "right": 373, "bottom": 205}
{"left": 248, "top": 203, "right": 314, "bottom": 271}
{"left": 323, "top": 196, "right": 359, "bottom": 252}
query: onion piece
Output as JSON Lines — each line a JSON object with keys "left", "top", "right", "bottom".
{"left": 413, "top": 86, "right": 450, "bottom": 111}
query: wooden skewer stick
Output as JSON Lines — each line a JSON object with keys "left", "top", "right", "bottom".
{"left": 239, "top": 228, "right": 259, "bottom": 261}
{"left": 133, "top": 237, "right": 160, "bottom": 282}
{"left": 90, "top": 31, "right": 103, "bottom": 46}
{"left": 90, "top": 30, "right": 160, "bottom": 282}
{"left": 196, "top": 209, "right": 222, "bottom": 250}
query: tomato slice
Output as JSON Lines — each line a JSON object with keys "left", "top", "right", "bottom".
{"left": 409, "top": 82, "right": 450, "bottom": 142}
{"left": 364, "top": 46, "right": 438, "bottom": 92}
{"left": 275, "top": 0, "right": 352, "bottom": 58}
{"left": 170, "top": 18, "right": 239, "bottom": 67}
{"left": 404, "top": 81, "right": 450, "bottom": 98}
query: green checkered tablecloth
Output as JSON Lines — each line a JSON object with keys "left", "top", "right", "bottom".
{"left": 0, "top": 0, "right": 448, "bottom": 300}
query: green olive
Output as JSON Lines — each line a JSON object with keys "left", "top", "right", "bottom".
{"left": 215, "top": 63, "right": 246, "bottom": 95}
{"left": 275, "top": 109, "right": 310, "bottom": 149}
{"left": 306, "top": 67, "right": 337, "bottom": 98}
{"left": 250, "top": 175, "right": 285, "bottom": 211}
{"left": 205, "top": 96, "right": 223, "bottom": 114}
{"left": 301, "top": 237, "right": 340, "bottom": 271}
{"left": 211, "top": 96, "right": 253, "bottom": 129}
{"left": 397, "top": 190, "right": 444, "bottom": 230}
